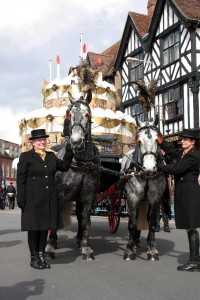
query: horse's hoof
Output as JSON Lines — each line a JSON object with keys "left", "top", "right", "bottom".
{"left": 123, "top": 252, "right": 136, "bottom": 260}
{"left": 147, "top": 253, "right": 159, "bottom": 260}
{"left": 45, "top": 252, "right": 55, "bottom": 260}
{"left": 82, "top": 253, "right": 95, "bottom": 260}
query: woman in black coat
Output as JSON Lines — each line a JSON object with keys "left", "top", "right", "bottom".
{"left": 159, "top": 129, "right": 200, "bottom": 271}
{"left": 17, "top": 129, "right": 73, "bottom": 269}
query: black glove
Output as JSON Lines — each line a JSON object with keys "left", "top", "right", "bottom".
{"left": 18, "top": 202, "right": 25, "bottom": 211}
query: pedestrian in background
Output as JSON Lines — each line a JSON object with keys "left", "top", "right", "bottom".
{"left": 0, "top": 163, "right": 2, "bottom": 197}
{"left": 0, "top": 183, "right": 7, "bottom": 210}
{"left": 158, "top": 129, "right": 200, "bottom": 271}
{"left": 6, "top": 181, "right": 16, "bottom": 209}
{"left": 17, "top": 129, "right": 73, "bottom": 270}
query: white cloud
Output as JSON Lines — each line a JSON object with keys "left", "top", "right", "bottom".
{"left": 0, "top": 107, "right": 27, "bottom": 144}
{"left": 0, "top": 0, "right": 148, "bottom": 142}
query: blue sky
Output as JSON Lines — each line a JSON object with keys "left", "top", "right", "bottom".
{"left": 0, "top": 0, "right": 147, "bottom": 142}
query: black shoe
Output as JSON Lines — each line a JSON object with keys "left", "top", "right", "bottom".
{"left": 155, "top": 227, "right": 160, "bottom": 232}
{"left": 39, "top": 252, "right": 51, "bottom": 269}
{"left": 163, "top": 226, "right": 170, "bottom": 232}
{"left": 30, "top": 256, "right": 44, "bottom": 269}
{"left": 177, "top": 260, "right": 200, "bottom": 271}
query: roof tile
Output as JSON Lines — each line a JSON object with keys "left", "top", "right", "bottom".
{"left": 172, "top": 0, "right": 200, "bottom": 21}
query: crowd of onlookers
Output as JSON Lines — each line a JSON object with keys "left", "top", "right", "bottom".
{"left": 0, "top": 181, "right": 16, "bottom": 210}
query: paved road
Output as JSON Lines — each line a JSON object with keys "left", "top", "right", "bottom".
{"left": 0, "top": 207, "right": 200, "bottom": 300}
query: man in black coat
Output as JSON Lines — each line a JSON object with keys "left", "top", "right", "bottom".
{"left": 6, "top": 181, "right": 16, "bottom": 209}
{"left": 17, "top": 129, "right": 73, "bottom": 269}
{"left": 158, "top": 129, "right": 200, "bottom": 271}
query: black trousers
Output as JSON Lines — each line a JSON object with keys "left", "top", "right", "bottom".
{"left": 8, "top": 197, "right": 15, "bottom": 209}
{"left": 28, "top": 230, "right": 48, "bottom": 255}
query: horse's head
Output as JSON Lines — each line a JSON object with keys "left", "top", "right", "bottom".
{"left": 135, "top": 114, "right": 160, "bottom": 176}
{"left": 67, "top": 91, "right": 92, "bottom": 151}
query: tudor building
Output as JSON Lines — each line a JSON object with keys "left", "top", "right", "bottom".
{"left": 114, "top": 0, "right": 200, "bottom": 140}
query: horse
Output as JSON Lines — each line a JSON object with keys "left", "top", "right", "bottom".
{"left": 46, "top": 91, "right": 100, "bottom": 260}
{"left": 121, "top": 115, "right": 166, "bottom": 260}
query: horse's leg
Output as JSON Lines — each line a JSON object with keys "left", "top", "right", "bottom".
{"left": 81, "top": 201, "right": 94, "bottom": 260}
{"left": 45, "top": 229, "right": 57, "bottom": 259}
{"left": 76, "top": 201, "right": 83, "bottom": 249}
{"left": 146, "top": 177, "right": 166, "bottom": 260}
{"left": 123, "top": 196, "right": 138, "bottom": 260}
{"left": 146, "top": 201, "right": 160, "bottom": 260}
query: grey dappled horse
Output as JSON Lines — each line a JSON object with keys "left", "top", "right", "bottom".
{"left": 46, "top": 91, "right": 100, "bottom": 260}
{"left": 121, "top": 115, "right": 166, "bottom": 260}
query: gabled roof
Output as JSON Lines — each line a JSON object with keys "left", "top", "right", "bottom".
{"left": 146, "top": 0, "right": 200, "bottom": 51}
{"left": 128, "top": 12, "right": 152, "bottom": 37}
{"left": 87, "top": 40, "right": 121, "bottom": 77}
{"left": 114, "top": 10, "right": 153, "bottom": 69}
{"left": 172, "top": 0, "right": 200, "bottom": 21}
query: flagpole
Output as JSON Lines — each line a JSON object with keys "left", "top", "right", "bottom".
{"left": 80, "top": 32, "right": 83, "bottom": 60}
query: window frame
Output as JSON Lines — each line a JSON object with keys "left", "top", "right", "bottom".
{"left": 162, "top": 29, "right": 180, "bottom": 66}
{"left": 163, "top": 86, "right": 183, "bottom": 121}
{"left": 128, "top": 53, "right": 144, "bottom": 82}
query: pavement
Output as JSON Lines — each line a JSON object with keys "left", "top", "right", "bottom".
{"left": 0, "top": 207, "right": 200, "bottom": 300}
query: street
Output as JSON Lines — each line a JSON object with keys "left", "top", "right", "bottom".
{"left": 0, "top": 207, "right": 200, "bottom": 300}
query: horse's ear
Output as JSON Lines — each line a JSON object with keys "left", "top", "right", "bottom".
{"left": 68, "top": 92, "right": 75, "bottom": 105}
{"left": 135, "top": 115, "right": 142, "bottom": 128}
{"left": 85, "top": 89, "right": 92, "bottom": 104}
{"left": 157, "top": 131, "right": 163, "bottom": 145}
{"left": 135, "top": 133, "right": 140, "bottom": 145}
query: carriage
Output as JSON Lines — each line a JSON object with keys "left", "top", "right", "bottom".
{"left": 91, "top": 135, "right": 130, "bottom": 233}
{"left": 46, "top": 90, "right": 168, "bottom": 262}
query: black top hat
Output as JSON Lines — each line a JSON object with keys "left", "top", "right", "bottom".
{"left": 179, "top": 129, "right": 200, "bottom": 140}
{"left": 29, "top": 129, "right": 49, "bottom": 140}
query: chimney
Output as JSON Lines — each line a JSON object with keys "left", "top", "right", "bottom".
{"left": 147, "top": 0, "right": 156, "bottom": 18}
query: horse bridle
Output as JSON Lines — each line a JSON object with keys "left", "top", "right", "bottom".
{"left": 138, "top": 125, "right": 158, "bottom": 162}
{"left": 69, "top": 100, "right": 91, "bottom": 136}
{"left": 68, "top": 99, "right": 99, "bottom": 163}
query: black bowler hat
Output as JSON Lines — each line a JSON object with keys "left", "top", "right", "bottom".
{"left": 179, "top": 129, "right": 200, "bottom": 140}
{"left": 29, "top": 129, "right": 49, "bottom": 140}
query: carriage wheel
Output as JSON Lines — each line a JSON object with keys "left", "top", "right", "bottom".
{"left": 107, "top": 198, "right": 121, "bottom": 233}
{"left": 108, "top": 212, "right": 120, "bottom": 233}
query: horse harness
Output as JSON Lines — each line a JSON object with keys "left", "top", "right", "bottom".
{"left": 67, "top": 99, "right": 91, "bottom": 136}
{"left": 129, "top": 123, "right": 164, "bottom": 177}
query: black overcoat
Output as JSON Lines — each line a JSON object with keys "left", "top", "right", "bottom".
{"left": 160, "top": 141, "right": 200, "bottom": 229}
{"left": 17, "top": 149, "right": 73, "bottom": 231}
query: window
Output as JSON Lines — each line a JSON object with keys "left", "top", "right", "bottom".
{"left": 131, "top": 102, "right": 144, "bottom": 121}
{"left": 2, "top": 164, "right": 4, "bottom": 178}
{"left": 163, "top": 86, "right": 183, "bottom": 120}
{"left": 11, "top": 167, "right": 14, "bottom": 178}
{"left": 129, "top": 53, "right": 144, "bottom": 82}
{"left": 6, "top": 164, "right": 10, "bottom": 178}
{"left": 163, "top": 30, "right": 179, "bottom": 65}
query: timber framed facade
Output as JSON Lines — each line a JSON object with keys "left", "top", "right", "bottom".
{"left": 114, "top": 0, "right": 200, "bottom": 139}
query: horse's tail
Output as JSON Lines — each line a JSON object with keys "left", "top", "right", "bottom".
{"left": 61, "top": 201, "right": 73, "bottom": 227}
{"left": 137, "top": 201, "right": 149, "bottom": 230}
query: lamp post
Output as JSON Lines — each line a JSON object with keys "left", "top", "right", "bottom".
{"left": 126, "top": 57, "right": 152, "bottom": 64}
